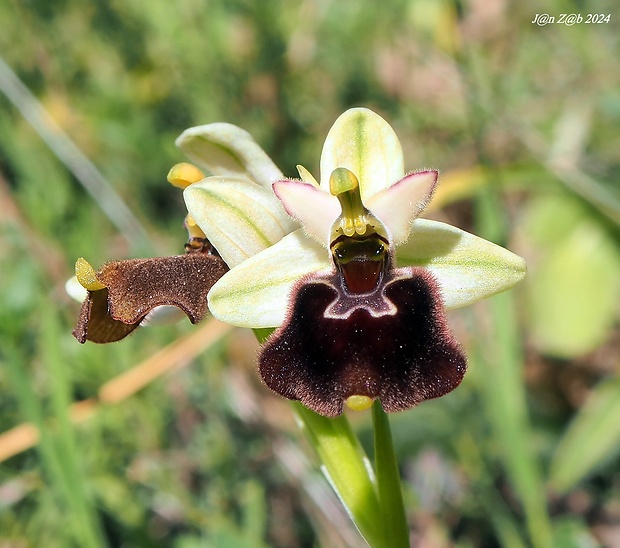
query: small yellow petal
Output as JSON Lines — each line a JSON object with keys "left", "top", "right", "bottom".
{"left": 345, "top": 395, "right": 374, "bottom": 411}
{"left": 185, "top": 214, "right": 207, "bottom": 239}
{"left": 167, "top": 163, "right": 206, "bottom": 189}
{"left": 75, "top": 258, "right": 106, "bottom": 291}
{"left": 296, "top": 164, "right": 319, "bottom": 186}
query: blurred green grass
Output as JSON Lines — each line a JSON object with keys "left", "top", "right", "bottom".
{"left": 1, "top": 0, "right": 619, "bottom": 546}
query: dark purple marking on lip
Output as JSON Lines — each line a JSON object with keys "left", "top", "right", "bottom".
{"left": 259, "top": 265, "right": 466, "bottom": 417}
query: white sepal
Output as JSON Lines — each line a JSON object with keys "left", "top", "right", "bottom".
{"left": 320, "top": 108, "right": 405, "bottom": 202}
{"left": 176, "top": 123, "right": 283, "bottom": 188}
{"left": 208, "top": 229, "right": 331, "bottom": 328}
{"left": 184, "top": 176, "right": 298, "bottom": 268}
{"left": 65, "top": 276, "right": 87, "bottom": 302}
{"left": 396, "top": 219, "right": 527, "bottom": 309}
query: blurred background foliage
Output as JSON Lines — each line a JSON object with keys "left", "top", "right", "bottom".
{"left": 0, "top": 0, "right": 619, "bottom": 546}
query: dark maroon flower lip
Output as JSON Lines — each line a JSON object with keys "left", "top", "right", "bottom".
{"left": 73, "top": 249, "right": 228, "bottom": 344}
{"left": 258, "top": 261, "right": 467, "bottom": 417}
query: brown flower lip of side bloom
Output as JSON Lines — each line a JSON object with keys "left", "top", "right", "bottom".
{"left": 72, "top": 238, "right": 228, "bottom": 344}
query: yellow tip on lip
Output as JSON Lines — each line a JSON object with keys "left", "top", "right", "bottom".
{"left": 345, "top": 395, "right": 374, "bottom": 411}
{"left": 167, "top": 162, "right": 205, "bottom": 189}
{"left": 75, "top": 258, "right": 106, "bottom": 291}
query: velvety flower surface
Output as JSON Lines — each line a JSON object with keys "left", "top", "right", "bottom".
{"left": 260, "top": 261, "right": 466, "bottom": 417}
{"left": 72, "top": 240, "right": 228, "bottom": 344}
{"left": 206, "top": 108, "right": 526, "bottom": 416}
{"left": 71, "top": 108, "right": 526, "bottom": 417}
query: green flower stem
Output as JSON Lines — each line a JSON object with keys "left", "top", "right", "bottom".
{"left": 372, "top": 400, "right": 410, "bottom": 547}
{"left": 292, "top": 402, "right": 383, "bottom": 546}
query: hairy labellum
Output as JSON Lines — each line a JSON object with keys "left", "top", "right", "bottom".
{"left": 73, "top": 252, "right": 228, "bottom": 344}
{"left": 259, "top": 262, "right": 466, "bottom": 417}
{"left": 259, "top": 168, "right": 467, "bottom": 416}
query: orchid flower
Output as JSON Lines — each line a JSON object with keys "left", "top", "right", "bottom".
{"left": 201, "top": 108, "right": 526, "bottom": 417}
{"left": 71, "top": 124, "right": 296, "bottom": 343}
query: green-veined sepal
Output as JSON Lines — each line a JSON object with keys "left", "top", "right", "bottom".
{"left": 176, "top": 123, "right": 283, "bottom": 188}
{"left": 184, "top": 177, "right": 297, "bottom": 268}
{"left": 396, "top": 219, "right": 527, "bottom": 309}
